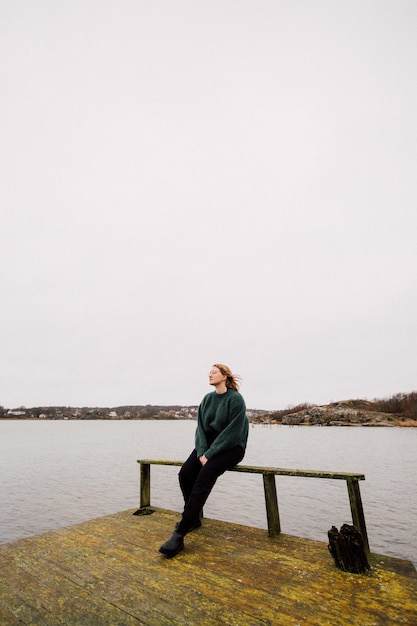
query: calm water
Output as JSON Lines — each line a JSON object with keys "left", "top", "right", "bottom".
{"left": 0, "top": 420, "right": 416, "bottom": 567}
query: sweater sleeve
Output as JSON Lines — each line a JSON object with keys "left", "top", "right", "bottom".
{"left": 204, "top": 394, "right": 248, "bottom": 460}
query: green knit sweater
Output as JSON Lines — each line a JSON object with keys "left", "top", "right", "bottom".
{"left": 195, "top": 388, "right": 249, "bottom": 460}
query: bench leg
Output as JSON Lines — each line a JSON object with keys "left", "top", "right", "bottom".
{"left": 347, "top": 479, "right": 370, "bottom": 554}
{"left": 140, "top": 463, "right": 151, "bottom": 508}
{"left": 263, "top": 473, "right": 281, "bottom": 536}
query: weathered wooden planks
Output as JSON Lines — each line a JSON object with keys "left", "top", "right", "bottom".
{"left": 0, "top": 508, "right": 416, "bottom": 625}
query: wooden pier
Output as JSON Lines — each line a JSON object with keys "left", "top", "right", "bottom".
{"left": 0, "top": 507, "right": 416, "bottom": 625}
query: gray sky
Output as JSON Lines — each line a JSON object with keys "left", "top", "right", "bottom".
{"left": 1, "top": 1, "right": 416, "bottom": 411}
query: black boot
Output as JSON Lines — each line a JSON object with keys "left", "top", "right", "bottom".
{"left": 159, "top": 530, "right": 184, "bottom": 557}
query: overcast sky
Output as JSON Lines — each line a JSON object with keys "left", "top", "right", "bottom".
{"left": 1, "top": 1, "right": 416, "bottom": 411}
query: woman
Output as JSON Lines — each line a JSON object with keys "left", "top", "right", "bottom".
{"left": 159, "top": 364, "right": 249, "bottom": 557}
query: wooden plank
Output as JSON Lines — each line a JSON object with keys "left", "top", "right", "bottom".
{"left": 234, "top": 464, "right": 365, "bottom": 480}
{"left": 0, "top": 549, "right": 145, "bottom": 625}
{"left": 137, "top": 459, "right": 365, "bottom": 480}
{"left": 0, "top": 603, "right": 21, "bottom": 626}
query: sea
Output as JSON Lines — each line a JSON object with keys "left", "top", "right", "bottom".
{"left": 1, "top": 420, "right": 416, "bottom": 568}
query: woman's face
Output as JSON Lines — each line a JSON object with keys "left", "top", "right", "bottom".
{"left": 209, "top": 366, "right": 226, "bottom": 387}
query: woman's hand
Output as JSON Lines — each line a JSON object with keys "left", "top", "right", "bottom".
{"left": 199, "top": 455, "right": 208, "bottom": 466}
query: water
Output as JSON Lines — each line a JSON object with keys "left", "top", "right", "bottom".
{"left": 0, "top": 420, "right": 416, "bottom": 567}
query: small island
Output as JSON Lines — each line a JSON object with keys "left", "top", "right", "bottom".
{"left": 1, "top": 391, "right": 416, "bottom": 426}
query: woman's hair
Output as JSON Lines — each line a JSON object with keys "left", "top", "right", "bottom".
{"left": 213, "top": 364, "right": 241, "bottom": 391}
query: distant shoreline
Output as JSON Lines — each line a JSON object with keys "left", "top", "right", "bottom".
{"left": 1, "top": 399, "right": 417, "bottom": 427}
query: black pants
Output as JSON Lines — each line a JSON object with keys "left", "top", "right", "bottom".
{"left": 177, "top": 445, "right": 245, "bottom": 535}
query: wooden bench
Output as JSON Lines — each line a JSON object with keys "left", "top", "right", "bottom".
{"left": 137, "top": 459, "right": 370, "bottom": 554}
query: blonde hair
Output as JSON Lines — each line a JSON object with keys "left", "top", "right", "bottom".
{"left": 213, "top": 364, "right": 241, "bottom": 391}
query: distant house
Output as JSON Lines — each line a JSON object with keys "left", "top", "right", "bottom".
{"left": 7, "top": 410, "right": 26, "bottom": 417}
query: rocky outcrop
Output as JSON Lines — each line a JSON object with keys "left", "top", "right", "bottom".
{"left": 280, "top": 405, "right": 398, "bottom": 426}
{"left": 254, "top": 399, "right": 411, "bottom": 426}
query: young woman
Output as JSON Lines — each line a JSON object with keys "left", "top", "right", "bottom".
{"left": 159, "top": 364, "right": 249, "bottom": 557}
